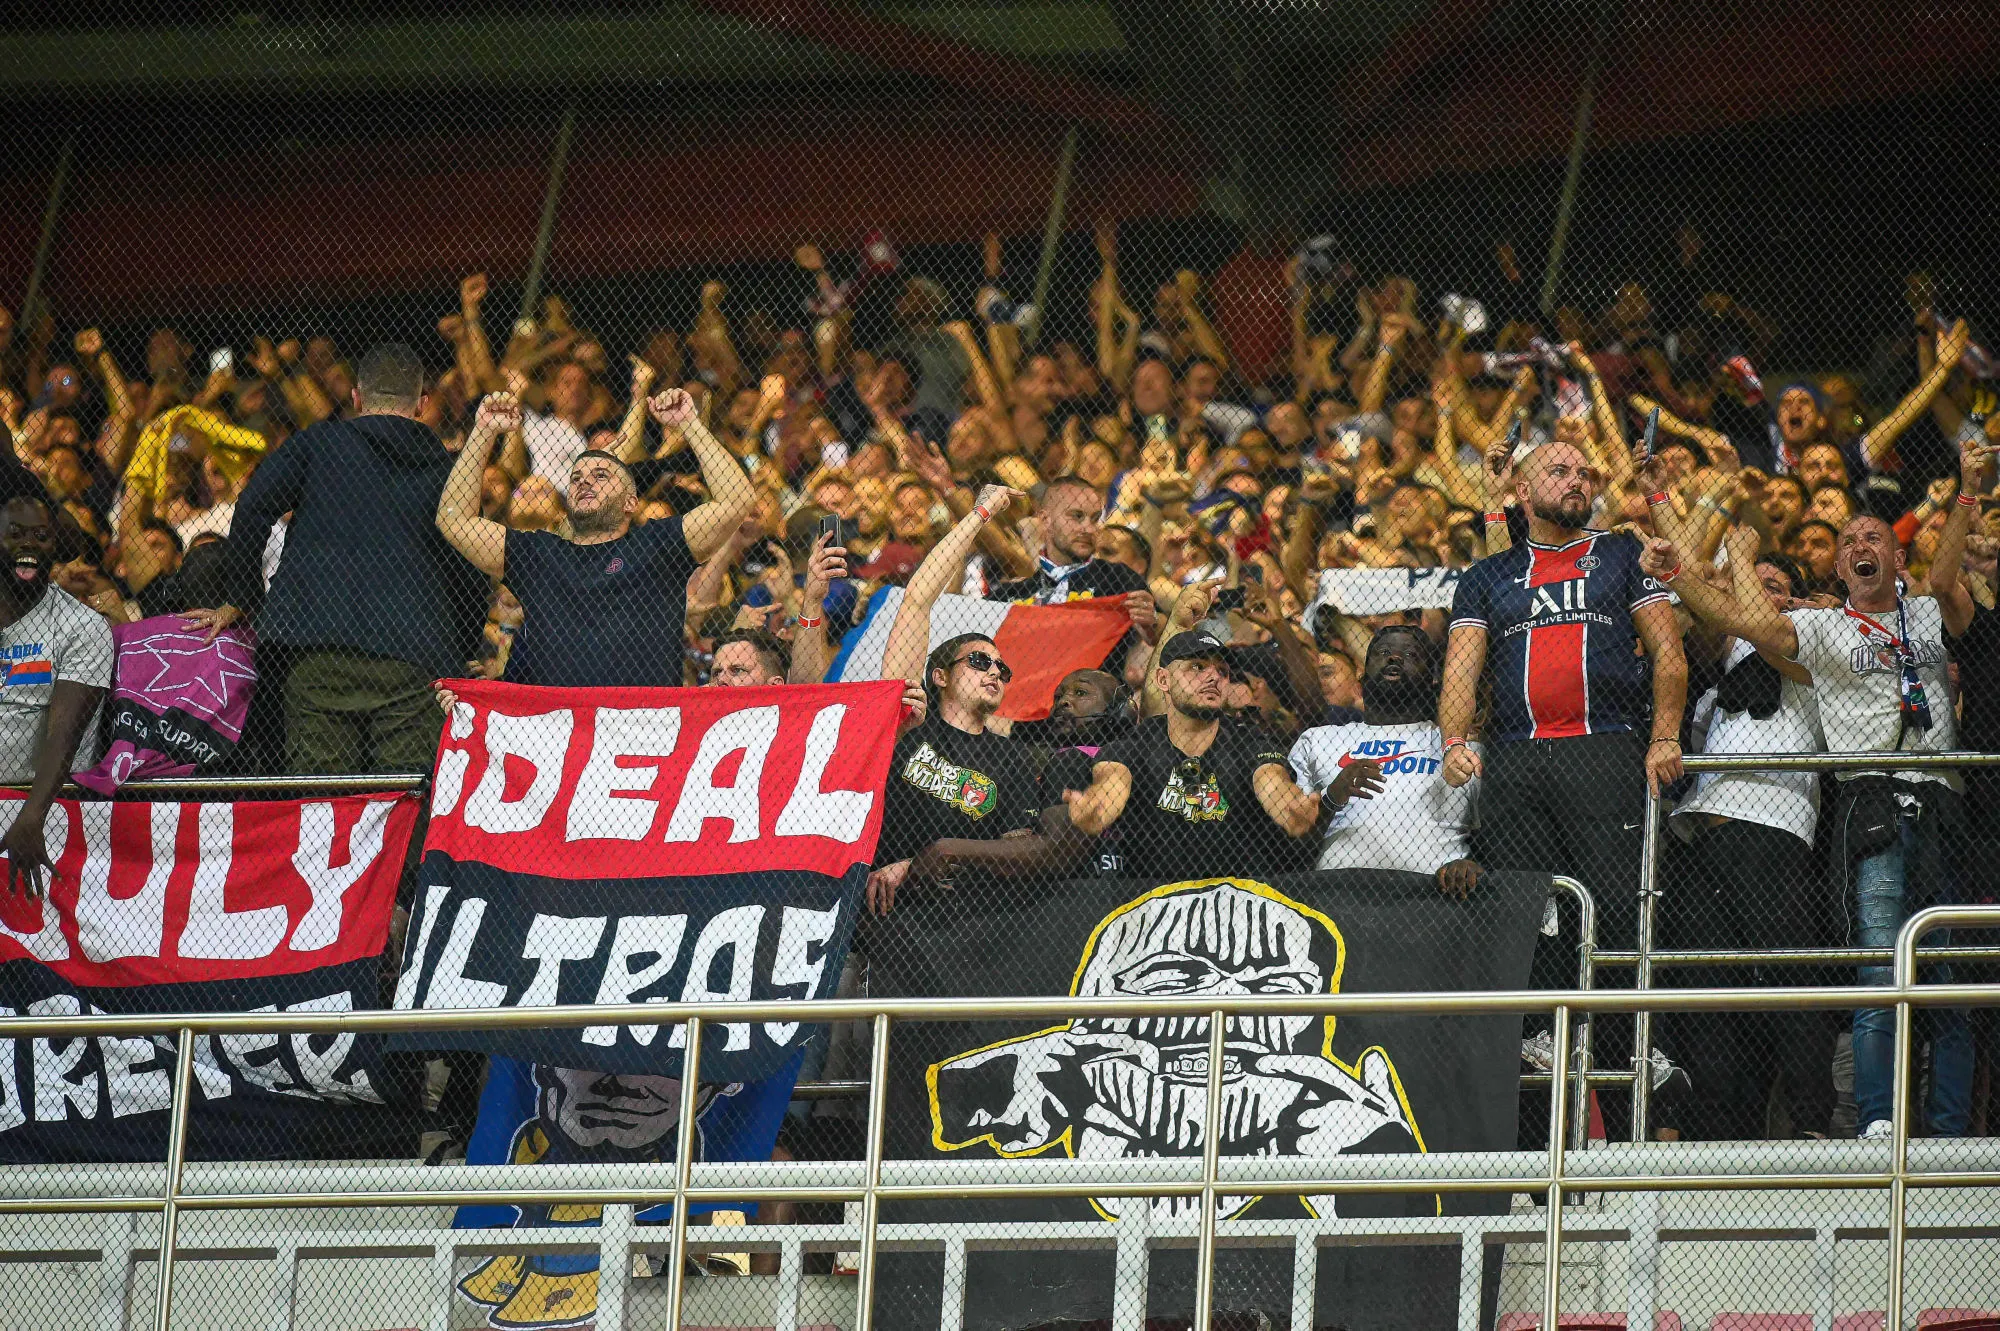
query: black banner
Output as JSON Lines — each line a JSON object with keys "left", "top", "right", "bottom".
{"left": 0, "top": 957, "right": 420, "bottom": 1164}
{"left": 866, "top": 868, "right": 1548, "bottom": 1331}
{"left": 393, "top": 857, "right": 864, "bottom": 1081}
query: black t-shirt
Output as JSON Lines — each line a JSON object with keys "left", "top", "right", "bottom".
{"left": 1956, "top": 601, "right": 2000, "bottom": 754}
{"left": 1095, "top": 715, "right": 1297, "bottom": 882}
{"left": 502, "top": 518, "right": 696, "bottom": 687}
{"left": 988, "top": 557, "right": 1146, "bottom": 606}
{"left": 1041, "top": 741, "right": 1125, "bottom": 876}
{"left": 877, "top": 717, "right": 1041, "bottom": 866}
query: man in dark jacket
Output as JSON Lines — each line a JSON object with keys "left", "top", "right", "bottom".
{"left": 186, "top": 343, "right": 488, "bottom": 773}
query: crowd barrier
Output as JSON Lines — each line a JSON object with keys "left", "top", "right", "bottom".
{"left": 1, "top": 905, "right": 1995, "bottom": 1331}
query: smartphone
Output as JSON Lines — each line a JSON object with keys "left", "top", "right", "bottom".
{"left": 1214, "top": 587, "right": 1247, "bottom": 612}
{"left": 817, "top": 514, "right": 854, "bottom": 550}
{"left": 1640, "top": 406, "right": 1660, "bottom": 463}
{"left": 209, "top": 347, "right": 234, "bottom": 375}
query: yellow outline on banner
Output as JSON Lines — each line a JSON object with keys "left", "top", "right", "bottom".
{"left": 924, "top": 876, "right": 1438, "bottom": 1221}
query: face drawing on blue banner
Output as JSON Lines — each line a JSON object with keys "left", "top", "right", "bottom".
{"left": 458, "top": 1065, "right": 736, "bottom": 1329}
{"left": 929, "top": 878, "right": 1427, "bottom": 1221}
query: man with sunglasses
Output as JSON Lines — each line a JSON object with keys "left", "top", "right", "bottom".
{"left": 869, "top": 485, "right": 1086, "bottom": 914}
{"left": 1064, "top": 597, "right": 1321, "bottom": 882}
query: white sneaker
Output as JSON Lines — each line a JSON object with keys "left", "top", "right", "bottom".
{"left": 1861, "top": 1119, "right": 1894, "bottom": 1141}
{"left": 1646, "top": 1047, "right": 1691, "bottom": 1098}
{"left": 1521, "top": 1031, "right": 1556, "bottom": 1072}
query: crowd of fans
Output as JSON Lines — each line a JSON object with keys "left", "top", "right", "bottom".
{"left": 3, "top": 217, "right": 1998, "bottom": 1147}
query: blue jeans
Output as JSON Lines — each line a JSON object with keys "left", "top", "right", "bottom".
{"left": 1851, "top": 798, "right": 1972, "bottom": 1135}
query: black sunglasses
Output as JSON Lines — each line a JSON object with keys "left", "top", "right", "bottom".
{"left": 954, "top": 650, "right": 1013, "bottom": 683}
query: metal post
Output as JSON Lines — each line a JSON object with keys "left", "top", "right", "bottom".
{"left": 19, "top": 132, "right": 74, "bottom": 332}
{"left": 1887, "top": 992, "right": 1916, "bottom": 1330}
{"left": 1192, "top": 1008, "right": 1228, "bottom": 1331}
{"left": 855, "top": 1013, "right": 894, "bottom": 1331}
{"left": 151, "top": 1028, "right": 195, "bottom": 1331}
{"left": 517, "top": 105, "right": 578, "bottom": 331}
{"left": 1631, "top": 787, "right": 1662, "bottom": 1142}
{"left": 1542, "top": 1004, "right": 1573, "bottom": 1330}
{"left": 1538, "top": 0, "right": 1618, "bottom": 314}
{"left": 665, "top": 1017, "right": 704, "bottom": 1331}
{"left": 1554, "top": 877, "right": 1598, "bottom": 1156}
{"left": 1021, "top": 125, "right": 1080, "bottom": 351}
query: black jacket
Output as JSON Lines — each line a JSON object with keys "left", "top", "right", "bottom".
{"left": 221, "top": 413, "right": 489, "bottom": 677}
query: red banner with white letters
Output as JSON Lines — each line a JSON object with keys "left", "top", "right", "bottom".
{"left": 0, "top": 794, "right": 419, "bottom": 988}
{"left": 424, "top": 678, "right": 904, "bottom": 880}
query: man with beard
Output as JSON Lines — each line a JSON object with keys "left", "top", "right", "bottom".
{"left": 1440, "top": 440, "right": 1686, "bottom": 950}
{"left": 1288, "top": 625, "right": 1483, "bottom": 895}
{"left": 0, "top": 490, "right": 113, "bottom": 894}
{"left": 1034, "top": 668, "right": 1131, "bottom": 875}
{"left": 1065, "top": 591, "right": 1320, "bottom": 881}
{"left": 1646, "top": 489, "right": 1978, "bottom": 1142}
{"left": 436, "top": 388, "right": 751, "bottom": 687}
{"left": 870, "top": 485, "right": 1084, "bottom": 913}
{"left": 989, "top": 475, "right": 1158, "bottom": 674}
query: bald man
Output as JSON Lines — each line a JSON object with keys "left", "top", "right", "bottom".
{"left": 1438, "top": 440, "right": 1688, "bottom": 1123}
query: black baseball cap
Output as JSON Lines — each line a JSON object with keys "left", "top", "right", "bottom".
{"left": 1159, "top": 630, "right": 1231, "bottom": 667}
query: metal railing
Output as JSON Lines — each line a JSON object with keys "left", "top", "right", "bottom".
{"left": 1631, "top": 752, "right": 2000, "bottom": 1143}
{"left": 0, "top": 907, "right": 1994, "bottom": 1331}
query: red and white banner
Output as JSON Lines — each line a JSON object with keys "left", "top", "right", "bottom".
{"left": 0, "top": 794, "right": 419, "bottom": 988}
{"left": 424, "top": 677, "right": 906, "bottom": 881}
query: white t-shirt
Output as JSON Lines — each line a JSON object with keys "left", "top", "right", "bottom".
{"left": 0, "top": 586, "right": 115, "bottom": 783}
{"left": 1786, "top": 595, "right": 1959, "bottom": 789}
{"left": 174, "top": 500, "right": 235, "bottom": 546}
{"left": 1289, "top": 720, "right": 1478, "bottom": 875}
{"left": 1674, "top": 637, "right": 1824, "bottom": 844}
{"left": 523, "top": 408, "right": 589, "bottom": 482}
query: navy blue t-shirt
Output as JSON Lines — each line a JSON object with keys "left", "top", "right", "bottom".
{"left": 1448, "top": 531, "right": 1669, "bottom": 744}
{"left": 501, "top": 519, "right": 696, "bottom": 687}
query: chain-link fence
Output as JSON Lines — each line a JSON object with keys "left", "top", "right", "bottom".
{"left": 4, "top": 1, "right": 2000, "bottom": 1327}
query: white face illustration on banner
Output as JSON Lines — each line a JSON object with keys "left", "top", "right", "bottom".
{"left": 930, "top": 880, "right": 1426, "bottom": 1222}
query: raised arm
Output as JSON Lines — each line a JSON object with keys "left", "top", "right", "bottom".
{"left": 944, "top": 321, "right": 1008, "bottom": 421}
{"left": 652, "top": 387, "right": 754, "bottom": 561}
{"left": 1174, "top": 270, "right": 1231, "bottom": 373}
{"left": 1642, "top": 535, "right": 1798, "bottom": 661}
{"left": 1357, "top": 314, "right": 1407, "bottom": 415}
{"left": 788, "top": 530, "right": 845, "bottom": 684}
{"left": 456, "top": 274, "right": 502, "bottom": 392}
{"left": 1862, "top": 319, "right": 1969, "bottom": 470}
{"left": 1140, "top": 578, "right": 1219, "bottom": 718}
{"left": 613, "top": 356, "right": 657, "bottom": 464}
{"left": 879, "top": 483, "right": 1022, "bottom": 686}
{"left": 436, "top": 392, "right": 518, "bottom": 579}
{"left": 1929, "top": 432, "right": 1995, "bottom": 639}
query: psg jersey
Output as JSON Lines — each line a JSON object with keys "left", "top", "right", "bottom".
{"left": 1449, "top": 531, "right": 1670, "bottom": 744}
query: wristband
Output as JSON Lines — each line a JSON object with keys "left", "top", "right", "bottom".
{"left": 1958, "top": 493, "right": 1979, "bottom": 508}
{"left": 1660, "top": 562, "right": 1682, "bottom": 582}
{"left": 974, "top": 505, "right": 992, "bottom": 523}
{"left": 796, "top": 614, "right": 823, "bottom": 630}
{"left": 1649, "top": 737, "right": 1681, "bottom": 748}
{"left": 1443, "top": 736, "right": 1468, "bottom": 751}
{"left": 1646, "top": 491, "right": 1669, "bottom": 507}
{"left": 1483, "top": 511, "right": 1506, "bottom": 525}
